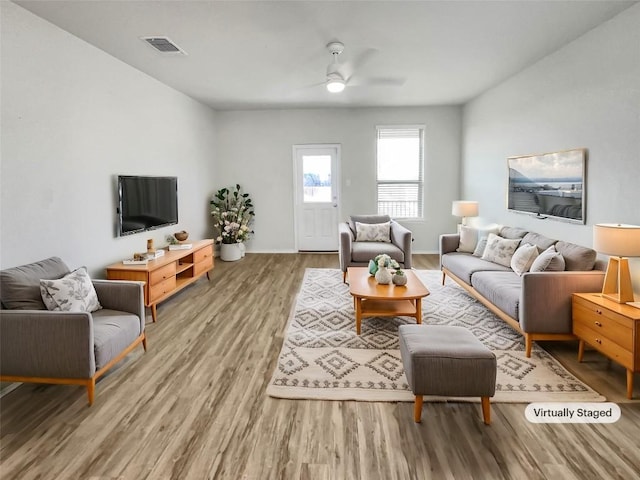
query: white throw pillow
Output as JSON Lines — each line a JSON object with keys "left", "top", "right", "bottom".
{"left": 481, "top": 233, "right": 521, "bottom": 267}
{"left": 473, "top": 236, "right": 489, "bottom": 257}
{"left": 40, "top": 267, "right": 102, "bottom": 313}
{"left": 457, "top": 225, "right": 500, "bottom": 253}
{"left": 510, "top": 243, "right": 539, "bottom": 276}
{"left": 355, "top": 221, "right": 391, "bottom": 242}
{"left": 530, "top": 245, "right": 566, "bottom": 272}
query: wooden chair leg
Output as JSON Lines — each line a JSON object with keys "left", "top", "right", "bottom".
{"left": 343, "top": 271, "right": 347, "bottom": 283}
{"left": 414, "top": 395, "right": 423, "bottom": 423}
{"left": 441, "top": 271, "right": 446, "bottom": 285}
{"left": 525, "top": 334, "right": 533, "bottom": 358}
{"left": 87, "top": 379, "right": 96, "bottom": 406}
{"left": 481, "top": 396, "right": 491, "bottom": 425}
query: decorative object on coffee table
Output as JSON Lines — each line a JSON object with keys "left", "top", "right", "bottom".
{"left": 393, "top": 269, "right": 407, "bottom": 286}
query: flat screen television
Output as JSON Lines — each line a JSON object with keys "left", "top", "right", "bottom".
{"left": 507, "top": 148, "right": 586, "bottom": 224}
{"left": 117, "top": 175, "right": 178, "bottom": 236}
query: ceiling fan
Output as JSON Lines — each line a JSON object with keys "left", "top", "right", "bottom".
{"left": 323, "top": 41, "right": 406, "bottom": 93}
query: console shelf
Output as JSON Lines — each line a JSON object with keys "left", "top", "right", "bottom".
{"left": 106, "top": 239, "right": 214, "bottom": 322}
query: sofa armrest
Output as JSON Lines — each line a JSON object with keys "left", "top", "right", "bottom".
{"left": 338, "top": 223, "right": 354, "bottom": 272}
{"left": 439, "top": 234, "right": 460, "bottom": 268}
{"left": 0, "top": 310, "right": 95, "bottom": 378}
{"left": 93, "top": 280, "right": 145, "bottom": 331}
{"left": 519, "top": 271, "right": 606, "bottom": 333}
{"left": 390, "top": 221, "right": 412, "bottom": 268}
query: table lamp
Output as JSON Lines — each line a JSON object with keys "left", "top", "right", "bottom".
{"left": 452, "top": 201, "right": 479, "bottom": 229}
{"left": 593, "top": 223, "right": 640, "bottom": 303}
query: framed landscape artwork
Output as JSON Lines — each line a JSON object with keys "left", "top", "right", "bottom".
{"left": 507, "top": 148, "right": 586, "bottom": 224}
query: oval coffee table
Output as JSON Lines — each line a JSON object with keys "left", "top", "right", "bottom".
{"left": 347, "top": 267, "right": 430, "bottom": 335}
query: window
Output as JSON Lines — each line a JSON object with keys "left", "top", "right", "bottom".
{"left": 376, "top": 125, "right": 424, "bottom": 218}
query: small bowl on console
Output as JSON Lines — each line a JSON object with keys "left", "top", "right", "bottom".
{"left": 174, "top": 231, "right": 189, "bottom": 242}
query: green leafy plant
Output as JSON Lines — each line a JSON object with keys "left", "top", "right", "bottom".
{"left": 394, "top": 268, "right": 405, "bottom": 276}
{"left": 210, "top": 184, "right": 255, "bottom": 244}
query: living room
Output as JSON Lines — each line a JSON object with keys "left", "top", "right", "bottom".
{"left": 1, "top": 1, "right": 639, "bottom": 478}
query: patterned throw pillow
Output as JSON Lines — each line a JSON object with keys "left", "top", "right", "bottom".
{"left": 510, "top": 243, "right": 539, "bottom": 276}
{"left": 481, "top": 233, "right": 521, "bottom": 267}
{"left": 472, "top": 236, "right": 489, "bottom": 257}
{"left": 355, "top": 222, "right": 391, "bottom": 242}
{"left": 40, "top": 267, "right": 102, "bottom": 313}
{"left": 530, "top": 245, "right": 566, "bottom": 272}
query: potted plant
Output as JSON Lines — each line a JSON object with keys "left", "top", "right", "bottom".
{"left": 210, "top": 184, "right": 255, "bottom": 261}
{"left": 392, "top": 268, "right": 407, "bottom": 286}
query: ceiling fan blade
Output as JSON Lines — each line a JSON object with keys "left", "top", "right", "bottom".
{"left": 350, "top": 76, "right": 406, "bottom": 87}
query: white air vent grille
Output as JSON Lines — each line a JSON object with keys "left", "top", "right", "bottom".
{"left": 141, "top": 37, "right": 187, "bottom": 55}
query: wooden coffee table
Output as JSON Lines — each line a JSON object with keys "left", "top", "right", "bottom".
{"left": 347, "top": 267, "right": 430, "bottom": 335}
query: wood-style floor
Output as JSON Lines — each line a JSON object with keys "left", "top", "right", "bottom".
{"left": 1, "top": 254, "right": 639, "bottom": 480}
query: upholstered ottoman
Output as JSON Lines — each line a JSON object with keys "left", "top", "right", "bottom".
{"left": 399, "top": 324, "right": 497, "bottom": 424}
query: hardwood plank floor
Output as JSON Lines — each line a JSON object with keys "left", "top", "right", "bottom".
{"left": 1, "top": 253, "right": 639, "bottom": 479}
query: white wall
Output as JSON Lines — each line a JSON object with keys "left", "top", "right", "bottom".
{"left": 215, "top": 106, "right": 462, "bottom": 253}
{"left": 1, "top": 2, "right": 217, "bottom": 277}
{"left": 462, "top": 4, "right": 640, "bottom": 291}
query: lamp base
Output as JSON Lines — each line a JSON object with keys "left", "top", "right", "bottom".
{"left": 601, "top": 256, "right": 635, "bottom": 304}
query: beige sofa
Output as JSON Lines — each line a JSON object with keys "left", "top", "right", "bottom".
{"left": 440, "top": 226, "right": 606, "bottom": 357}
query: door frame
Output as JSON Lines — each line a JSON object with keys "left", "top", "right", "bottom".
{"left": 292, "top": 144, "right": 342, "bottom": 251}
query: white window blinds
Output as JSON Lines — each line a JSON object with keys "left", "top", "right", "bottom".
{"left": 376, "top": 126, "right": 424, "bottom": 218}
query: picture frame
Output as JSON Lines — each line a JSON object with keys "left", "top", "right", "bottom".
{"left": 507, "top": 148, "right": 586, "bottom": 224}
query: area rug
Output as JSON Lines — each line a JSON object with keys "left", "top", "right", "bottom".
{"left": 266, "top": 268, "right": 605, "bottom": 403}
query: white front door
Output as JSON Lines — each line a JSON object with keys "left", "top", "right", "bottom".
{"left": 293, "top": 145, "right": 340, "bottom": 251}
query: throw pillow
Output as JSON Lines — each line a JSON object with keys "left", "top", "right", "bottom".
{"left": 481, "top": 233, "right": 521, "bottom": 267}
{"left": 472, "top": 236, "right": 489, "bottom": 257}
{"left": 457, "top": 225, "right": 500, "bottom": 253}
{"left": 510, "top": 243, "right": 539, "bottom": 276}
{"left": 40, "top": 267, "right": 102, "bottom": 313}
{"left": 355, "top": 221, "right": 391, "bottom": 242}
{"left": 530, "top": 245, "right": 566, "bottom": 272}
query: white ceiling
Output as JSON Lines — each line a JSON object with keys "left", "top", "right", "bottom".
{"left": 15, "top": 0, "right": 637, "bottom": 110}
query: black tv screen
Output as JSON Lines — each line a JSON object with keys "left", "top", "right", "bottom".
{"left": 117, "top": 176, "right": 178, "bottom": 236}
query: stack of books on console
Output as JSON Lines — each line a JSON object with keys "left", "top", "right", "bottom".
{"left": 169, "top": 243, "right": 192, "bottom": 251}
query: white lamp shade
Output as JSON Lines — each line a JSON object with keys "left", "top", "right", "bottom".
{"left": 593, "top": 223, "right": 640, "bottom": 257}
{"left": 452, "top": 201, "right": 479, "bottom": 217}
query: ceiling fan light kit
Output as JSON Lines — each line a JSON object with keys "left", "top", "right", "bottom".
{"left": 325, "top": 41, "right": 346, "bottom": 93}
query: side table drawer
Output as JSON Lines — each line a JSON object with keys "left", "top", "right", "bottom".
{"left": 574, "top": 322, "right": 633, "bottom": 369}
{"left": 573, "top": 303, "right": 633, "bottom": 351}
{"left": 149, "top": 276, "right": 176, "bottom": 303}
{"left": 150, "top": 262, "right": 177, "bottom": 285}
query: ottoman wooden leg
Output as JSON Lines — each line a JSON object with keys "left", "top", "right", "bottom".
{"left": 481, "top": 396, "right": 491, "bottom": 425}
{"left": 414, "top": 395, "right": 423, "bottom": 423}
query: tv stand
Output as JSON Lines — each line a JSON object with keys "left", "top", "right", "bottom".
{"left": 106, "top": 239, "right": 214, "bottom": 322}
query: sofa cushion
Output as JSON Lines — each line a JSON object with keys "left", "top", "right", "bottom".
{"left": 471, "top": 271, "right": 522, "bottom": 321}
{"left": 555, "top": 241, "right": 597, "bottom": 271}
{"left": 349, "top": 214, "right": 391, "bottom": 236}
{"left": 442, "top": 252, "right": 511, "bottom": 285}
{"left": 510, "top": 243, "right": 539, "bottom": 276}
{"left": 92, "top": 309, "right": 142, "bottom": 370}
{"left": 0, "top": 257, "right": 70, "bottom": 310}
{"left": 40, "top": 267, "right": 102, "bottom": 313}
{"left": 481, "top": 233, "right": 521, "bottom": 267}
{"left": 521, "top": 232, "right": 557, "bottom": 251}
{"left": 499, "top": 226, "right": 529, "bottom": 239}
{"left": 355, "top": 221, "right": 391, "bottom": 242}
{"left": 351, "top": 242, "right": 404, "bottom": 264}
{"left": 530, "top": 245, "right": 565, "bottom": 272}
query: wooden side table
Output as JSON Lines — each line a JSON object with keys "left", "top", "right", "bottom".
{"left": 572, "top": 293, "right": 640, "bottom": 399}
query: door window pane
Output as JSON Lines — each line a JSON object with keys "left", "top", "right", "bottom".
{"left": 303, "top": 155, "right": 332, "bottom": 203}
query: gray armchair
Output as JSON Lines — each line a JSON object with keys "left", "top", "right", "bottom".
{"left": 339, "top": 214, "right": 413, "bottom": 282}
{"left": 0, "top": 257, "right": 146, "bottom": 406}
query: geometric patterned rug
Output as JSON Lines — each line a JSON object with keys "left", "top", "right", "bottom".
{"left": 266, "top": 268, "right": 605, "bottom": 402}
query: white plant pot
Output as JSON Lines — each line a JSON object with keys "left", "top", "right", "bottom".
{"left": 220, "top": 243, "right": 242, "bottom": 262}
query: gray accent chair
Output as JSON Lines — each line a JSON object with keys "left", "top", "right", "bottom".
{"left": 339, "top": 214, "right": 412, "bottom": 282}
{"left": 0, "top": 257, "right": 147, "bottom": 406}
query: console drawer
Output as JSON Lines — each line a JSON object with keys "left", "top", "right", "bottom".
{"left": 194, "top": 245, "right": 213, "bottom": 264}
{"left": 194, "top": 256, "right": 214, "bottom": 277}
{"left": 149, "top": 276, "right": 176, "bottom": 303}
{"left": 149, "top": 263, "right": 176, "bottom": 286}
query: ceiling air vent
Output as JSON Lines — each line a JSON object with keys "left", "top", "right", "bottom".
{"left": 141, "top": 37, "right": 187, "bottom": 55}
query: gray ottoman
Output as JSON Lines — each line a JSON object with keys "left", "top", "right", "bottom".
{"left": 399, "top": 324, "right": 497, "bottom": 424}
